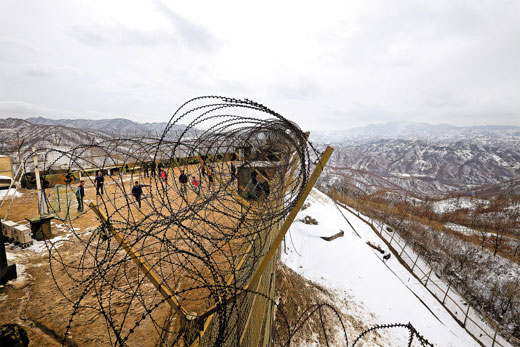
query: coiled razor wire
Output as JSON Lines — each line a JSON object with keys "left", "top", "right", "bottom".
{"left": 27, "top": 96, "right": 432, "bottom": 346}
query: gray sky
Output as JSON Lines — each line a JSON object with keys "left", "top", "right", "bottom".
{"left": 1, "top": 0, "right": 519, "bottom": 130}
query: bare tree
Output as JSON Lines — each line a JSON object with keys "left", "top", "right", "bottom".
{"left": 493, "top": 222, "right": 505, "bottom": 257}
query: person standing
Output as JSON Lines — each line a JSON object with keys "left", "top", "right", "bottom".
{"left": 207, "top": 167, "right": 214, "bottom": 189}
{"left": 230, "top": 162, "right": 236, "bottom": 180}
{"left": 131, "top": 181, "right": 143, "bottom": 208}
{"left": 192, "top": 177, "right": 200, "bottom": 195}
{"left": 158, "top": 162, "right": 164, "bottom": 175}
{"left": 151, "top": 162, "right": 156, "bottom": 178}
{"left": 160, "top": 168, "right": 168, "bottom": 183}
{"left": 142, "top": 162, "right": 149, "bottom": 178}
{"left": 95, "top": 171, "right": 104, "bottom": 196}
{"left": 179, "top": 170, "right": 188, "bottom": 195}
{"left": 76, "top": 180, "right": 85, "bottom": 212}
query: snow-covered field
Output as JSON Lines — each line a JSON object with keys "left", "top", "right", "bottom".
{"left": 0, "top": 187, "right": 23, "bottom": 200}
{"left": 282, "top": 189, "right": 479, "bottom": 346}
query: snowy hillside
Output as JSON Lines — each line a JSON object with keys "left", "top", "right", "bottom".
{"left": 282, "top": 189, "right": 479, "bottom": 346}
{"left": 312, "top": 121, "right": 520, "bottom": 195}
{"left": 321, "top": 138, "right": 520, "bottom": 195}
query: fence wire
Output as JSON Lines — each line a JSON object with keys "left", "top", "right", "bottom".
{"left": 27, "top": 96, "right": 433, "bottom": 346}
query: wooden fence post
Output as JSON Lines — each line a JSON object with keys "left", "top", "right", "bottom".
{"left": 246, "top": 146, "right": 333, "bottom": 291}
{"left": 32, "top": 147, "right": 49, "bottom": 216}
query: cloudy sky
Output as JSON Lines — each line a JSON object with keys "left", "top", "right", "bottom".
{"left": 0, "top": 0, "right": 519, "bottom": 130}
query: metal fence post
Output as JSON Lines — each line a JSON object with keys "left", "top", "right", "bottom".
{"left": 424, "top": 269, "right": 432, "bottom": 287}
{"left": 442, "top": 283, "right": 451, "bottom": 304}
{"left": 389, "top": 230, "right": 396, "bottom": 244}
{"left": 491, "top": 326, "right": 499, "bottom": 347}
{"left": 411, "top": 254, "right": 420, "bottom": 272}
{"left": 399, "top": 241, "right": 408, "bottom": 257}
{"left": 463, "top": 303, "right": 471, "bottom": 326}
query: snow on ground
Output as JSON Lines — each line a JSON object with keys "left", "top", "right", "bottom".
{"left": 282, "top": 188, "right": 479, "bottom": 346}
{"left": 0, "top": 188, "right": 23, "bottom": 199}
{"left": 25, "top": 233, "right": 73, "bottom": 253}
{"left": 444, "top": 222, "right": 495, "bottom": 238}
{"left": 432, "top": 197, "right": 488, "bottom": 214}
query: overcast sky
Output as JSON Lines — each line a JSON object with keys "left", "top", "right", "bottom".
{"left": 0, "top": 0, "right": 519, "bottom": 130}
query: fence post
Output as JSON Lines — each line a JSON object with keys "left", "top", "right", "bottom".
{"left": 389, "top": 230, "right": 396, "bottom": 244}
{"left": 399, "top": 241, "right": 408, "bottom": 257}
{"left": 411, "top": 254, "right": 420, "bottom": 272}
{"left": 424, "top": 269, "right": 432, "bottom": 287}
{"left": 246, "top": 146, "right": 333, "bottom": 291}
{"left": 442, "top": 283, "right": 451, "bottom": 304}
{"left": 463, "top": 303, "right": 471, "bottom": 326}
{"left": 491, "top": 325, "right": 499, "bottom": 347}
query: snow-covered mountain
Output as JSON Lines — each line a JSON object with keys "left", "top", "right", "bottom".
{"left": 314, "top": 121, "right": 520, "bottom": 195}
{"left": 0, "top": 117, "right": 197, "bottom": 171}
{"left": 311, "top": 121, "right": 520, "bottom": 145}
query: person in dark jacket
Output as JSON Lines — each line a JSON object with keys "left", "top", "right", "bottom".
{"left": 142, "top": 162, "right": 149, "bottom": 178}
{"left": 95, "top": 171, "right": 104, "bottom": 196}
{"left": 230, "top": 162, "right": 236, "bottom": 180}
{"left": 260, "top": 180, "right": 270, "bottom": 199}
{"left": 76, "top": 180, "right": 85, "bottom": 211}
{"left": 131, "top": 181, "right": 143, "bottom": 208}
{"left": 207, "top": 166, "right": 214, "bottom": 189}
{"left": 150, "top": 162, "right": 156, "bottom": 177}
{"left": 179, "top": 170, "right": 188, "bottom": 195}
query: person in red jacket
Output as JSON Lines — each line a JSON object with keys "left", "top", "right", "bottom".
{"left": 160, "top": 168, "right": 168, "bottom": 183}
{"left": 192, "top": 177, "right": 200, "bottom": 195}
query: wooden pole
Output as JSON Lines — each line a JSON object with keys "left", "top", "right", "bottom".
{"left": 32, "top": 147, "right": 48, "bottom": 216}
{"left": 88, "top": 202, "right": 194, "bottom": 342}
{"left": 246, "top": 146, "right": 333, "bottom": 291}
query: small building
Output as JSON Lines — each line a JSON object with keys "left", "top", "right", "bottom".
{"left": 0, "top": 156, "right": 13, "bottom": 178}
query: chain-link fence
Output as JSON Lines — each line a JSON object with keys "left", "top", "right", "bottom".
{"left": 341, "top": 203, "right": 519, "bottom": 347}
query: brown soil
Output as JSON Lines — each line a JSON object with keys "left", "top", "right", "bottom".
{"left": 0, "top": 166, "right": 275, "bottom": 346}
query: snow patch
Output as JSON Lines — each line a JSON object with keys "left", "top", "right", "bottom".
{"left": 281, "top": 188, "right": 479, "bottom": 346}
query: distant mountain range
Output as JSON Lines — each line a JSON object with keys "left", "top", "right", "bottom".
{"left": 311, "top": 121, "right": 520, "bottom": 144}
{"left": 0, "top": 117, "right": 190, "bottom": 171}
{"left": 1, "top": 116, "right": 518, "bottom": 196}
{"left": 311, "top": 121, "right": 520, "bottom": 196}
{"left": 25, "top": 117, "right": 186, "bottom": 137}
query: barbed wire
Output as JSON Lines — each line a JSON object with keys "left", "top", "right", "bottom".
{"left": 26, "top": 96, "right": 433, "bottom": 346}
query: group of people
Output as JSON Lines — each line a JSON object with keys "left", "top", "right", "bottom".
{"left": 74, "top": 160, "right": 248, "bottom": 212}
{"left": 75, "top": 171, "right": 104, "bottom": 212}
